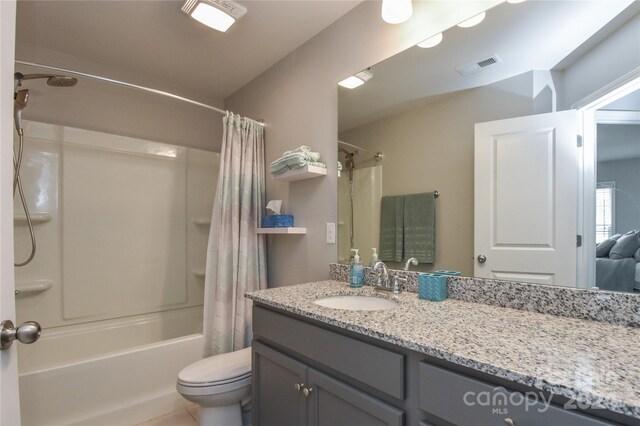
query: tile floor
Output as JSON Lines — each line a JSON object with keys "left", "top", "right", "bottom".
{"left": 136, "top": 404, "right": 252, "bottom": 426}
{"left": 136, "top": 405, "right": 198, "bottom": 426}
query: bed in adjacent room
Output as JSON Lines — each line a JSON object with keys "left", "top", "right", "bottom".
{"left": 595, "top": 230, "right": 640, "bottom": 292}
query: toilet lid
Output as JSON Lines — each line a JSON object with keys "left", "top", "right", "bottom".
{"left": 178, "top": 347, "right": 252, "bottom": 386}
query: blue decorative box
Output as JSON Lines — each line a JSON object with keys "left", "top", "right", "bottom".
{"left": 433, "top": 270, "right": 461, "bottom": 276}
{"left": 261, "top": 214, "right": 294, "bottom": 228}
{"left": 418, "top": 273, "right": 447, "bottom": 302}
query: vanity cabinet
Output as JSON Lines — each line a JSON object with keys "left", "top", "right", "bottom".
{"left": 252, "top": 305, "right": 627, "bottom": 426}
{"left": 418, "top": 362, "right": 612, "bottom": 426}
{"left": 253, "top": 341, "right": 307, "bottom": 426}
{"left": 253, "top": 341, "right": 404, "bottom": 426}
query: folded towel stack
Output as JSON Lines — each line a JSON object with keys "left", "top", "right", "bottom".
{"left": 270, "top": 146, "right": 326, "bottom": 175}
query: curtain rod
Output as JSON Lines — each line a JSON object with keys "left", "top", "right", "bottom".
{"left": 15, "top": 60, "right": 265, "bottom": 125}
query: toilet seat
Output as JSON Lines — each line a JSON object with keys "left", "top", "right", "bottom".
{"left": 179, "top": 371, "right": 252, "bottom": 388}
{"left": 177, "top": 347, "right": 252, "bottom": 395}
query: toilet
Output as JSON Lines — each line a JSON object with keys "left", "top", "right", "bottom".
{"left": 177, "top": 347, "right": 252, "bottom": 426}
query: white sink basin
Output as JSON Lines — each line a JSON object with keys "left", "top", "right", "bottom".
{"left": 313, "top": 295, "right": 398, "bottom": 311}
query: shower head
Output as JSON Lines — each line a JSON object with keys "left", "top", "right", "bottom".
{"left": 47, "top": 76, "right": 78, "bottom": 87}
{"left": 14, "top": 89, "right": 29, "bottom": 136}
{"left": 14, "top": 72, "right": 78, "bottom": 87}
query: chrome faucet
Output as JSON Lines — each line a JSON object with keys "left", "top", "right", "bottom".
{"left": 391, "top": 257, "right": 418, "bottom": 295}
{"left": 372, "top": 261, "right": 390, "bottom": 289}
{"left": 373, "top": 261, "right": 403, "bottom": 295}
{"left": 404, "top": 258, "right": 418, "bottom": 271}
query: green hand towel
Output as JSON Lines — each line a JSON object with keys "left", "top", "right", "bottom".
{"left": 379, "top": 195, "right": 404, "bottom": 262}
{"left": 404, "top": 192, "right": 435, "bottom": 263}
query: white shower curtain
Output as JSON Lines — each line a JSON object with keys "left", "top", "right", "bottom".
{"left": 203, "top": 112, "right": 267, "bottom": 356}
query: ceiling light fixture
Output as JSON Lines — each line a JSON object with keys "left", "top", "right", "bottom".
{"left": 457, "top": 11, "right": 486, "bottom": 28}
{"left": 381, "top": 0, "right": 413, "bottom": 24}
{"left": 507, "top": 0, "right": 527, "bottom": 3}
{"left": 338, "top": 70, "right": 373, "bottom": 89}
{"left": 181, "top": 0, "right": 247, "bottom": 33}
{"left": 417, "top": 32, "right": 443, "bottom": 49}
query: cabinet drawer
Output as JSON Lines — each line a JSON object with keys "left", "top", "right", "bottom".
{"left": 253, "top": 306, "right": 404, "bottom": 400}
{"left": 418, "top": 362, "right": 613, "bottom": 426}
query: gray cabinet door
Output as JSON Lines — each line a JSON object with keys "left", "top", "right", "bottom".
{"left": 307, "top": 368, "right": 404, "bottom": 426}
{"left": 253, "top": 341, "right": 308, "bottom": 426}
{"left": 418, "top": 362, "right": 615, "bottom": 426}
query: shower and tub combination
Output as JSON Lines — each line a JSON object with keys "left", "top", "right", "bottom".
{"left": 11, "top": 67, "right": 221, "bottom": 425}
{"left": 338, "top": 140, "right": 383, "bottom": 266}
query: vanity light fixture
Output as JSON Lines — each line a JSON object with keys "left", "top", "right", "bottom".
{"left": 457, "top": 11, "right": 486, "bottom": 28}
{"left": 338, "top": 70, "right": 373, "bottom": 89}
{"left": 381, "top": 0, "right": 413, "bottom": 24}
{"left": 181, "top": 0, "right": 247, "bottom": 33}
{"left": 417, "top": 32, "right": 443, "bottom": 48}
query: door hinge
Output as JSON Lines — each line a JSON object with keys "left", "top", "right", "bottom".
{"left": 577, "top": 235, "right": 583, "bottom": 247}
{"left": 577, "top": 135, "right": 583, "bottom": 148}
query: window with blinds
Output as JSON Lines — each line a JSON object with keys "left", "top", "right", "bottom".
{"left": 596, "top": 181, "right": 615, "bottom": 244}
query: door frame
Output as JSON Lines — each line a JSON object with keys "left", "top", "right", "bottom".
{"left": 0, "top": 0, "right": 20, "bottom": 424}
{"left": 574, "top": 68, "right": 640, "bottom": 289}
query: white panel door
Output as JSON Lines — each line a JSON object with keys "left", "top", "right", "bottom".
{"left": 474, "top": 110, "right": 578, "bottom": 286}
{"left": 1, "top": 1, "right": 21, "bottom": 424}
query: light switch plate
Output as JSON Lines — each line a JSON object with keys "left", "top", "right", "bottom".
{"left": 326, "top": 223, "right": 336, "bottom": 244}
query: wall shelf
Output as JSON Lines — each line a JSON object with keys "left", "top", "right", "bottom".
{"left": 257, "top": 227, "right": 306, "bottom": 235}
{"left": 14, "top": 212, "right": 52, "bottom": 224}
{"left": 272, "top": 165, "right": 327, "bottom": 182}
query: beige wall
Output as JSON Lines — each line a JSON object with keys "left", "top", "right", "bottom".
{"left": 339, "top": 72, "right": 550, "bottom": 276}
{"left": 16, "top": 42, "right": 224, "bottom": 152}
{"left": 225, "top": 1, "right": 501, "bottom": 287}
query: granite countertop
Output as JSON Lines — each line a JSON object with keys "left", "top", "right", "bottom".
{"left": 246, "top": 280, "right": 640, "bottom": 419}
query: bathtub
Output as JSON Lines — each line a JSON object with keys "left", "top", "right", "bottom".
{"left": 19, "top": 308, "right": 204, "bottom": 426}
{"left": 14, "top": 121, "right": 216, "bottom": 425}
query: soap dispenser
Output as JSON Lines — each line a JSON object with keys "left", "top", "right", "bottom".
{"left": 350, "top": 249, "right": 364, "bottom": 288}
{"left": 370, "top": 248, "right": 379, "bottom": 267}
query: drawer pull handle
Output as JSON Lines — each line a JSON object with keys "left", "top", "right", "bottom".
{"left": 504, "top": 419, "right": 515, "bottom": 426}
{"left": 303, "top": 387, "right": 313, "bottom": 397}
{"left": 294, "top": 383, "right": 304, "bottom": 392}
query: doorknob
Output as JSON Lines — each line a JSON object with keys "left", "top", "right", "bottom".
{"left": 1, "top": 320, "right": 41, "bottom": 350}
{"left": 477, "top": 255, "right": 487, "bottom": 264}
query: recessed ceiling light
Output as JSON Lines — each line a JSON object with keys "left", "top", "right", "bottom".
{"left": 381, "top": 0, "right": 413, "bottom": 24}
{"left": 338, "top": 70, "right": 373, "bottom": 89}
{"left": 181, "top": 0, "right": 247, "bottom": 33}
{"left": 417, "top": 32, "right": 443, "bottom": 48}
{"left": 457, "top": 11, "right": 486, "bottom": 28}
{"left": 507, "top": 0, "right": 527, "bottom": 3}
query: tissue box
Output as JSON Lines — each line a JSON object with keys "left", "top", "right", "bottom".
{"left": 261, "top": 214, "right": 294, "bottom": 228}
{"left": 433, "top": 270, "right": 461, "bottom": 276}
{"left": 418, "top": 273, "right": 447, "bottom": 302}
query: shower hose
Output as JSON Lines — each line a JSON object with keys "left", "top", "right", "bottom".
{"left": 14, "top": 132, "right": 36, "bottom": 267}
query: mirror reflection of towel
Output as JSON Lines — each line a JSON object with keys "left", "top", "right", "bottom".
{"left": 379, "top": 192, "right": 436, "bottom": 263}
{"left": 404, "top": 193, "right": 435, "bottom": 264}
{"left": 379, "top": 196, "right": 404, "bottom": 262}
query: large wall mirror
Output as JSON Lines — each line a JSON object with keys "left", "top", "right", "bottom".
{"left": 337, "top": 0, "right": 640, "bottom": 293}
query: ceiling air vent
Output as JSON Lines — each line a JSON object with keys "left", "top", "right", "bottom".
{"left": 456, "top": 54, "right": 502, "bottom": 76}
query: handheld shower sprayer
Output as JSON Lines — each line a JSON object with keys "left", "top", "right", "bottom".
{"left": 11, "top": 71, "right": 77, "bottom": 267}
{"left": 14, "top": 89, "right": 29, "bottom": 136}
